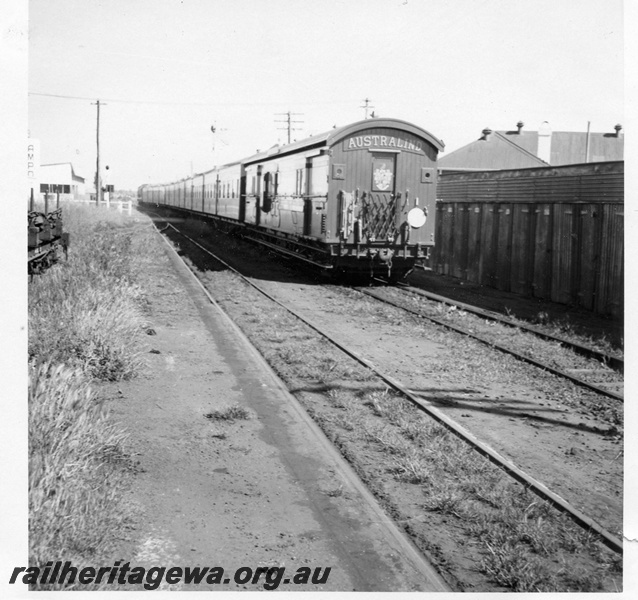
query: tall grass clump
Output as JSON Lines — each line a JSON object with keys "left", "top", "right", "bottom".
{"left": 28, "top": 205, "right": 155, "bottom": 586}
{"left": 29, "top": 204, "right": 150, "bottom": 380}
{"left": 29, "top": 362, "right": 131, "bottom": 589}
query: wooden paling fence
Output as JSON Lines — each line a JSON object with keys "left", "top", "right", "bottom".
{"left": 434, "top": 162, "right": 624, "bottom": 317}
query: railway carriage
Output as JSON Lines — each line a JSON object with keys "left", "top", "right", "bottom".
{"left": 140, "top": 118, "right": 444, "bottom": 280}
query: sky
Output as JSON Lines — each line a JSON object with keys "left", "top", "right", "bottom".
{"left": 26, "top": 0, "right": 624, "bottom": 191}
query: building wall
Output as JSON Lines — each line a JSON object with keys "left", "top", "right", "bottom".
{"left": 39, "top": 163, "right": 86, "bottom": 199}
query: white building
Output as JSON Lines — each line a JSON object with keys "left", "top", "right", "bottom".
{"left": 27, "top": 139, "right": 87, "bottom": 201}
{"left": 38, "top": 162, "right": 86, "bottom": 200}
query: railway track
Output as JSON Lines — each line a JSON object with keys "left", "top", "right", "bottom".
{"left": 154, "top": 218, "right": 622, "bottom": 557}
{"left": 401, "top": 283, "right": 622, "bottom": 371}
{"left": 358, "top": 286, "right": 624, "bottom": 402}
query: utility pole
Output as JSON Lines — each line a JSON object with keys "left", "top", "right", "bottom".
{"left": 92, "top": 99, "right": 106, "bottom": 204}
{"left": 275, "top": 111, "right": 303, "bottom": 144}
{"left": 360, "top": 97, "right": 375, "bottom": 119}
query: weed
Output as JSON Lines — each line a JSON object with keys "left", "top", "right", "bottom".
{"left": 29, "top": 362, "right": 132, "bottom": 588}
{"left": 422, "top": 488, "right": 464, "bottom": 515}
{"left": 29, "top": 204, "right": 151, "bottom": 381}
{"left": 205, "top": 404, "right": 251, "bottom": 422}
{"left": 391, "top": 452, "right": 432, "bottom": 484}
{"left": 481, "top": 541, "right": 554, "bottom": 591}
{"left": 326, "top": 485, "right": 344, "bottom": 497}
{"left": 326, "top": 388, "right": 350, "bottom": 409}
{"left": 28, "top": 205, "right": 157, "bottom": 588}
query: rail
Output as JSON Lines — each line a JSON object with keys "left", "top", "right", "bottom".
{"left": 154, "top": 218, "right": 622, "bottom": 556}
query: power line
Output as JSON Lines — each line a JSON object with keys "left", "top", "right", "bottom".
{"left": 28, "top": 91, "right": 358, "bottom": 108}
{"left": 29, "top": 92, "right": 227, "bottom": 106}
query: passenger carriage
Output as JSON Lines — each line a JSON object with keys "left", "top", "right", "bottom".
{"left": 140, "top": 117, "right": 444, "bottom": 280}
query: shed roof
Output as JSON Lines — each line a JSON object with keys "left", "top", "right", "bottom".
{"left": 41, "top": 162, "right": 85, "bottom": 183}
{"left": 438, "top": 131, "right": 547, "bottom": 171}
{"left": 439, "top": 126, "right": 624, "bottom": 170}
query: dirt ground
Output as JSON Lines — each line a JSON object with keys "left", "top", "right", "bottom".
{"left": 103, "top": 226, "right": 448, "bottom": 592}
{"left": 102, "top": 209, "right": 624, "bottom": 591}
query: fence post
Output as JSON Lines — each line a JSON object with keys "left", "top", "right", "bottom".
{"left": 30, "top": 188, "right": 34, "bottom": 212}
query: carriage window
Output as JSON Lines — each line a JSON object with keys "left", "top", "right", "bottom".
{"left": 295, "top": 168, "right": 303, "bottom": 196}
{"left": 309, "top": 156, "right": 329, "bottom": 196}
{"left": 262, "top": 172, "right": 273, "bottom": 213}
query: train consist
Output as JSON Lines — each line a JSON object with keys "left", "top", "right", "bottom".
{"left": 139, "top": 118, "right": 444, "bottom": 280}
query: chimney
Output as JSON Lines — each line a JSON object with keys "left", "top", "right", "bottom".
{"left": 481, "top": 127, "right": 493, "bottom": 141}
{"left": 614, "top": 124, "right": 622, "bottom": 137}
{"left": 537, "top": 121, "right": 552, "bottom": 164}
{"left": 516, "top": 121, "right": 524, "bottom": 134}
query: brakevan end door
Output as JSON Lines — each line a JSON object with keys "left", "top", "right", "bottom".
{"left": 336, "top": 151, "right": 399, "bottom": 244}
{"left": 364, "top": 152, "right": 397, "bottom": 241}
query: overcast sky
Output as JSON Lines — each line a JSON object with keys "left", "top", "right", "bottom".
{"left": 28, "top": 0, "right": 624, "bottom": 190}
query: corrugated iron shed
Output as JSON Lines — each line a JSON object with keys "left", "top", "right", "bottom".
{"left": 439, "top": 125, "right": 623, "bottom": 171}
{"left": 550, "top": 131, "right": 624, "bottom": 165}
{"left": 438, "top": 131, "right": 546, "bottom": 171}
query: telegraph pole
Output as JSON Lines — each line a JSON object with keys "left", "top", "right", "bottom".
{"left": 275, "top": 111, "right": 303, "bottom": 144}
{"left": 92, "top": 99, "right": 106, "bottom": 204}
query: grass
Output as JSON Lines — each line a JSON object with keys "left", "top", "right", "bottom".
{"left": 28, "top": 203, "right": 156, "bottom": 588}
{"left": 357, "top": 391, "right": 619, "bottom": 591}
{"left": 28, "top": 362, "right": 132, "bottom": 589}
{"left": 204, "top": 403, "right": 252, "bottom": 421}
{"left": 29, "top": 206, "right": 149, "bottom": 380}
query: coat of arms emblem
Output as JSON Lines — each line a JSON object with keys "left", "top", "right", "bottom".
{"left": 373, "top": 163, "right": 393, "bottom": 191}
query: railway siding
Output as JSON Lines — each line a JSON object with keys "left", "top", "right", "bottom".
{"left": 361, "top": 286, "right": 624, "bottom": 406}
{"left": 159, "top": 214, "right": 622, "bottom": 592}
